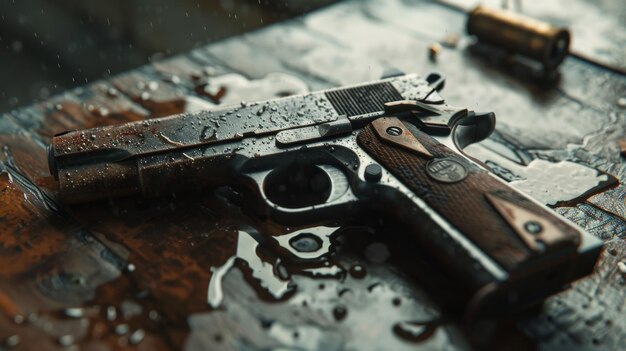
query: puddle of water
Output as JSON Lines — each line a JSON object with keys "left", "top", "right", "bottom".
{"left": 206, "top": 230, "right": 296, "bottom": 308}
{"left": 510, "top": 159, "right": 610, "bottom": 206}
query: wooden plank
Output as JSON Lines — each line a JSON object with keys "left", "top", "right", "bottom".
{"left": 110, "top": 72, "right": 186, "bottom": 118}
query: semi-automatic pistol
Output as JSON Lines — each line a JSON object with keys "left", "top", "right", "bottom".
{"left": 47, "top": 73, "right": 602, "bottom": 319}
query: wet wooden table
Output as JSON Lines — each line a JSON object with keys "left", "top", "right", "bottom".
{"left": 0, "top": 0, "right": 625, "bottom": 350}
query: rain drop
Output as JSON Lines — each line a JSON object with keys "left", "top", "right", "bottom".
{"left": 349, "top": 264, "right": 366, "bottom": 279}
{"left": 332, "top": 305, "right": 348, "bottom": 321}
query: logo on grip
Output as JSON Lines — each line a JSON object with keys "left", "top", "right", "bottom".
{"left": 426, "top": 158, "right": 468, "bottom": 183}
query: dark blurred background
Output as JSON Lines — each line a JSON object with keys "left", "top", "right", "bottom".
{"left": 0, "top": 0, "right": 337, "bottom": 113}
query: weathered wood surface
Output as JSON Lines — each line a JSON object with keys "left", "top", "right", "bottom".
{"left": 0, "top": 0, "right": 625, "bottom": 350}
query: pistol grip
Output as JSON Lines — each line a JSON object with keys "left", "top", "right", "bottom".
{"left": 356, "top": 117, "right": 581, "bottom": 274}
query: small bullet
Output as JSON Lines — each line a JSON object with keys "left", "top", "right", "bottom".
{"left": 429, "top": 43, "right": 442, "bottom": 62}
{"left": 618, "top": 139, "right": 626, "bottom": 157}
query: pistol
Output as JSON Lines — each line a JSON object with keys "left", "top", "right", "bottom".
{"left": 47, "top": 73, "right": 601, "bottom": 319}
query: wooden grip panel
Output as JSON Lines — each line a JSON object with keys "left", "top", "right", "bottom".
{"left": 357, "top": 117, "right": 580, "bottom": 272}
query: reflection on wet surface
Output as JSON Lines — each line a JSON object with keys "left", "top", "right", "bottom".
{"left": 188, "top": 227, "right": 463, "bottom": 351}
{"left": 207, "top": 226, "right": 348, "bottom": 310}
{"left": 1, "top": 0, "right": 625, "bottom": 347}
{"left": 207, "top": 229, "right": 295, "bottom": 308}
{"left": 465, "top": 134, "right": 618, "bottom": 206}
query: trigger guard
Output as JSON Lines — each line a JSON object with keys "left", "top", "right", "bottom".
{"left": 317, "top": 164, "right": 350, "bottom": 203}
{"left": 243, "top": 164, "right": 352, "bottom": 215}
{"left": 452, "top": 111, "right": 496, "bottom": 150}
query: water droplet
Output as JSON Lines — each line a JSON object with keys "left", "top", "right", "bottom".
{"left": 26, "top": 313, "right": 39, "bottom": 323}
{"left": 63, "top": 307, "right": 85, "bottom": 318}
{"left": 148, "top": 310, "right": 159, "bottom": 321}
{"left": 274, "top": 259, "right": 290, "bottom": 280}
{"left": 58, "top": 335, "right": 75, "bottom": 347}
{"left": 126, "top": 263, "right": 136, "bottom": 272}
{"left": 129, "top": 329, "right": 145, "bottom": 345}
{"left": 106, "top": 306, "right": 117, "bottom": 321}
{"left": 333, "top": 305, "right": 348, "bottom": 321}
{"left": 289, "top": 233, "right": 322, "bottom": 253}
{"left": 4, "top": 335, "right": 20, "bottom": 348}
{"left": 106, "top": 87, "right": 118, "bottom": 97}
{"left": 274, "top": 226, "right": 337, "bottom": 261}
{"left": 349, "top": 264, "right": 366, "bottom": 279}
{"left": 617, "top": 261, "right": 626, "bottom": 276}
{"left": 392, "top": 321, "right": 437, "bottom": 342}
{"left": 115, "top": 324, "right": 129, "bottom": 335}
{"left": 120, "top": 300, "right": 143, "bottom": 320}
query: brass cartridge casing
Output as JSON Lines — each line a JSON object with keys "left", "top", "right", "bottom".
{"left": 467, "top": 6, "right": 570, "bottom": 69}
